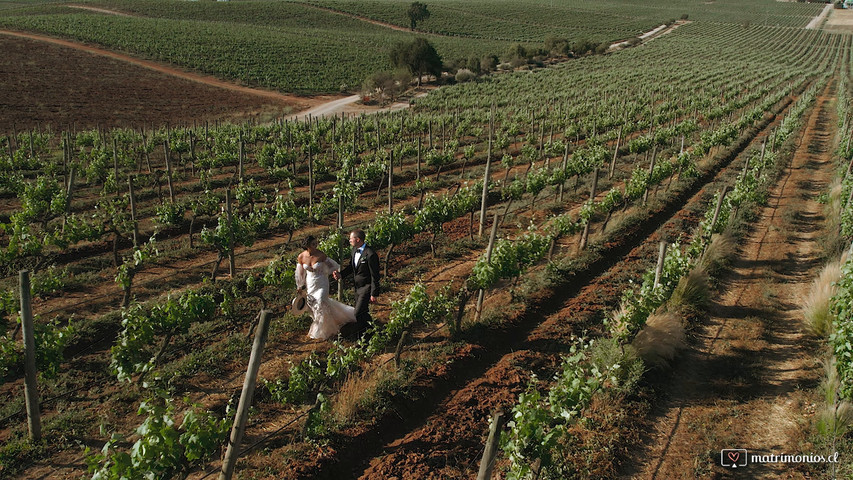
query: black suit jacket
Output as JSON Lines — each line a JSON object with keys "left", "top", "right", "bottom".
{"left": 340, "top": 244, "right": 380, "bottom": 297}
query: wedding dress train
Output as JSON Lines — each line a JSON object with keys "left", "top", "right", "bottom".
{"left": 295, "top": 258, "right": 356, "bottom": 340}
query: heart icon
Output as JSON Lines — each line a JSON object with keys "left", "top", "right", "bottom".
{"left": 728, "top": 451, "right": 740, "bottom": 463}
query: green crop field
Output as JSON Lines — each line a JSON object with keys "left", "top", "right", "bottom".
{"left": 0, "top": 2, "right": 513, "bottom": 93}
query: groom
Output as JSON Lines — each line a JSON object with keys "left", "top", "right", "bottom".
{"left": 333, "top": 229, "right": 380, "bottom": 337}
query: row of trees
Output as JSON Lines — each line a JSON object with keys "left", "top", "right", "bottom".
{"left": 364, "top": 26, "right": 641, "bottom": 104}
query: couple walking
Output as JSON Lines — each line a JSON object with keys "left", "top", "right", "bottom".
{"left": 294, "top": 229, "right": 380, "bottom": 340}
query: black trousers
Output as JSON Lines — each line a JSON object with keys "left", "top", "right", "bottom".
{"left": 353, "top": 284, "right": 372, "bottom": 332}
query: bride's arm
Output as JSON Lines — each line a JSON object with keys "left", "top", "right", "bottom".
{"left": 295, "top": 262, "right": 307, "bottom": 289}
{"left": 326, "top": 257, "right": 341, "bottom": 272}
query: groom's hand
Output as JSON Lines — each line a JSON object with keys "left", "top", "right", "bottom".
{"left": 332, "top": 270, "right": 340, "bottom": 280}
{"left": 370, "top": 296, "right": 376, "bottom": 303}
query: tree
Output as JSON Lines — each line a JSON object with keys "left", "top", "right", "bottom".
{"left": 407, "top": 2, "right": 430, "bottom": 30}
{"left": 362, "top": 69, "right": 411, "bottom": 104}
{"left": 390, "top": 38, "right": 442, "bottom": 87}
{"left": 543, "top": 36, "right": 570, "bottom": 56}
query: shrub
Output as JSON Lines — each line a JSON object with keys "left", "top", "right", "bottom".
{"left": 455, "top": 68, "right": 476, "bottom": 83}
{"left": 362, "top": 69, "right": 410, "bottom": 104}
{"left": 503, "top": 43, "right": 528, "bottom": 62}
{"left": 480, "top": 55, "right": 498, "bottom": 72}
{"left": 543, "top": 36, "right": 570, "bottom": 56}
{"left": 571, "top": 38, "right": 597, "bottom": 56}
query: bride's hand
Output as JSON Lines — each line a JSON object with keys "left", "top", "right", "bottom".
{"left": 332, "top": 270, "right": 340, "bottom": 280}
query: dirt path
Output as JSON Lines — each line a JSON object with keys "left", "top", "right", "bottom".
{"left": 294, "top": 2, "right": 440, "bottom": 35}
{"left": 630, "top": 82, "right": 834, "bottom": 479}
{"left": 67, "top": 4, "right": 135, "bottom": 17}
{"left": 285, "top": 94, "right": 413, "bottom": 120}
{"left": 609, "top": 21, "right": 687, "bottom": 52}
{"left": 807, "top": 4, "right": 833, "bottom": 30}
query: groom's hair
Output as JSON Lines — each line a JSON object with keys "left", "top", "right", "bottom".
{"left": 351, "top": 229, "right": 366, "bottom": 241}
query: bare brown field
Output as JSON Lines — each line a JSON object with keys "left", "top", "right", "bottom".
{"left": 0, "top": 34, "right": 303, "bottom": 132}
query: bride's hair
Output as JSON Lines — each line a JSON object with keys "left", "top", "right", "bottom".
{"left": 302, "top": 235, "right": 317, "bottom": 250}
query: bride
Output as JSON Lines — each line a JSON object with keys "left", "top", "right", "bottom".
{"left": 295, "top": 235, "right": 356, "bottom": 340}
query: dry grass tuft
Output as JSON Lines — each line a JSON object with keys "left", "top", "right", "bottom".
{"left": 699, "top": 232, "right": 736, "bottom": 277}
{"left": 827, "top": 180, "right": 842, "bottom": 224}
{"left": 821, "top": 179, "right": 845, "bottom": 257}
{"left": 802, "top": 256, "right": 844, "bottom": 338}
{"left": 631, "top": 311, "right": 686, "bottom": 368}
{"left": 331, "top": 363, "right": 391, "bottom": 422}
{"left": 607, "top": 302, "right": 631, "bottom": 339}
{"left": 816, "top": 358, "right": 853, "bottom": 438}
{"left": 669, "top": 266, "right": 711, "bottom": 309}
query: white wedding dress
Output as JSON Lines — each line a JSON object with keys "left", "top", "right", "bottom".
{"left": 295, "top": 258, "right": 356, "bottom": 340}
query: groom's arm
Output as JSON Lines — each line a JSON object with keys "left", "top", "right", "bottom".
{"left": 338, "top": 259, "right": 352, "bottom": 278}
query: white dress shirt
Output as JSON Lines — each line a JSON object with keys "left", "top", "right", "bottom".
{"left": 353, "top": 244, "right": 365, "bottom": 266}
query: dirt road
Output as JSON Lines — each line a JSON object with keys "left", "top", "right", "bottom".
{"left": 629, "top": 81, "right": 834, "bottom": 479}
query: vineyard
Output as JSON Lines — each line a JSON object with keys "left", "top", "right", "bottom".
{"left": 0, "top": 0, "right": 825, "bottom": 95}
{"left": 1, "top": 0, "right": 852, "bottom": 478}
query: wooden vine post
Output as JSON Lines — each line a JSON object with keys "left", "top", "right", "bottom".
{"left": 336, "top": 170, "right": 345, "bottom": 300}
{"left": 61, "top": 167, "right": 76, "bottom": 233}
{"left": 61, "top": 133, "right": 68, "bottom": 179}
{"left": 163, "top": 140, "right": 175, "bottom": 203}
{"left": 477, "top": 409, "right": 507, "bottom": 480}
{"left": 19, "top": 270, "right": 41, "bottom": 441}
{"left": 238, "top": 131, "right": 245, "bottom": 182}
{"left": 642, "top": 145, "right": 657, "bottom": 205}
{"left": 394, "top": 329, "right": 410, "bottom": 368}
{"left": 653, "top": 241, "right": 667, "bottom": 289}
{"left": 475, "top": 212, "right": 499, "bottom": 323}
{"left": 705, "top": 186, "right": 730, "bottom": 250}
{"left": 128, "top": 175, "right": 139, "bottom": 248}
{"left": 113, "top": 137, "right": 120, "bottom": 193}
{"left": 142, "top": 133, "right": 152, "bottom": 173}
{"left": 579, "top": 168, "right": 599, "bottom": 251}
{"left": 559, "top": 141, "right": 569, "bottom": 203}
{"left": 308, "top": 147, "right": 314, "bottom": 221}
{"left": 609, "top": 124, "right": 623, "bottom": 179}
{"left": 388, "top": 150, "right": 394, "bottom": 214}
{"left": 479, "top": 104, "right": 494, "bottom": 237}
{"left": 219, "top": 310, "right": 271, "bottom": 480}
{"left": 226, "top": 188, "right": 236, "bottom": 277}
{"left": 416, "top": 135, "right": 422, "bottom": 182}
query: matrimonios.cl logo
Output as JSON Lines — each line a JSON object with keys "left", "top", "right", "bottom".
{"left": 721, "top": 449, "right": 748, "bottom": 468}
